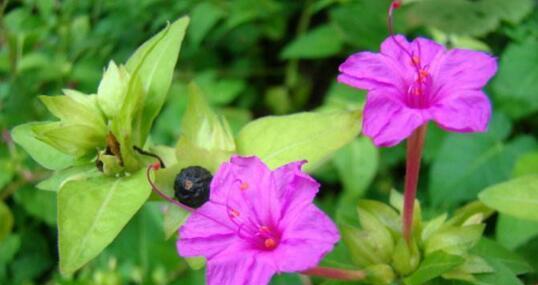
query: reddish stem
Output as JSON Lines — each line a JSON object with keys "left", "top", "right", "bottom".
{"left": 146, "top": 164, "right": 194, "bottom": 212}
{"left": 402, "top": 124, "right": 427, "bottom": 242}
{"left": 302, "top": 266, "right": 366, "bottom": 281}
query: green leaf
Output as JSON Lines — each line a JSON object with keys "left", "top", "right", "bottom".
{"left": 96, "top": 61, "right": 132, "bottom": 119}
{"left": 0, "top": 202, "right": 13, "bottom": 242}
{"left": 162, "top": 204, "right": 189, "bottom": 240}
{"left": 496, "top": 214, "right": 538, "bottom": 250}
{"left": 236, "top": 110, "right": 361, "bottom": 172}
{"left": 193, "top": 70, "right": 246, "bottom": 105}
{"left": 33, "top": 122, "right": 106, "bottom": 158}
{"left": 357, "top": 210, "right": 394, "bottom": 263}
{"left": 333, "top": 137, "right": 378, "bottom": 198}
{"left": 125, "top": 17, "right": 190, "bottom": 145}
{"left": 474, "top": 259, "right": 524, "bottom": 285}
{"left": 341, "top": 225, "right": 387, "bottom": 267}
{"left": 14, "top": 186, "right": 56, "bottom": 225}
{"left": 392, "top": 236, "right": 421, "bottom": 276}
{"left": 470, "top": 238, "right": 532, "bottom": 275}
{"left": 39, "top": 90, "right": 106, "bottom": 130}
{"left": 493, "top": 39, "right": 538, "bottom": 119}
{"left": 0, "top": 158, "right": 15, "bottom": 190}
{"left": 175, "top": 83, "right": 236, "bottom": 172}
{"left": 109, "top": 72, "right": 145, "bottom": 171}
{"left": 422, "top": 214, "right": 448, "bottom": 242}
{"left": 357, "top": 200, "right": 400, "bottom": 235}
{"left": 11, "top": 122, "right": 74, "bottom": 170}
{"left": 329, "top": 0, "right": 402, "bottom": 50}
{"left": 409, "top": 0, "right": 534, "bottom": 36}
{"left": 425, "top": 224, "right": 485, "bottom": 255}
{"left": 36, "top": 165, "right": 100, "bottom": 192}
{"left": 189, "top": 2, "right": 224, "bottom": 47}
{"left": 429, "top": 115, "right": 536, "bottom": 208}
{"left": 479, "top": 175, "right": 538, "bottom": 221}
{"left": 404, "top": 251, "right": 465, "bottom": 285}
{"left": 58, "top": 170, "right": 150, "bottom": 274}
{"left": 0, "top": 234, "right": 21, "bottom": 281}
{"left": 280, "top": 24, "right": 343, "bottom": 59}
{"left": 513, "top": 151, "right": 538, "bottom": 177}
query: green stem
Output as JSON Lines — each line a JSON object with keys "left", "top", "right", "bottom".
{"left": 402, "top": 124, "right": 427, "bottom": 242}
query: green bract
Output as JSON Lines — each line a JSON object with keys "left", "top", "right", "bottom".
{"left": 341, "top": 191, "right": 498, "bottom": 285}
{"left": 11, "top": 17, "right": 190, "bottom": 274}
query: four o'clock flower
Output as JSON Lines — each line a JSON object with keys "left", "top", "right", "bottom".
{"left": 338, "top": 35, "right": 498, "bottom": 147}
{"left": 177, "top": 156, "right": 339, "bottom": 285}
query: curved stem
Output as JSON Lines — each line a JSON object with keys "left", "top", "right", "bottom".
{"left": 402, "top": 124, "right": 427, "bottom": 242}
{"left": 302, "top": 266, "right": 366, "bottom": 281}
{"left": 146, "top": 164, "right": 194, "bottom": 212}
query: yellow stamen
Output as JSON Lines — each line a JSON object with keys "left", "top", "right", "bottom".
{"left": 240, "top": 182, "right": 249, "bottom": 191}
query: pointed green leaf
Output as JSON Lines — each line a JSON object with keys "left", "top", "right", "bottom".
{"left": 404, "top": 251, "right": 465, "bottom": 285}
{"left": 0, "top": 202, "right": 13, "bottom": 242}
{"left": 97, "top": 61, "right": 131, "bottom": 119}
{"left": 280, "top": 24, "right": 344, "bottom": 59}
{"left": 444, "top": 201, "right": 493, "bottom": 228}
{"left": 109, "top": 73, "right": 145, "bottom": 171}
{"left": 334, "top": 137, "right": 379, "bottom": 198}
{"left": 357, "top": 200, "right": 400, "bottom": 235}
{"left": 474, "top": 259, "right": 524, "bottom": 285}
{"left": 357, "top": 209, "right": 394, "bottom": 263}
{"left": 237, "top": 110, "right": 361, "bottom": 172}
{"left": 39, "top": 90, "right": 106, "bottom": 130}
{"left": 175, "top": 83, "right": 235, "bottom": 172}
{"left": 512, "top": 151, "right": 538, "bottom": 177}
{"left": 471, "top": 238, "right": 532, "bottom": 275}
{"left": 11, "top": 123, "right": 74, "bottom": 170}
{"left": 33, "top": 122, "right": 105, "bottom": 157}
{"left": 58, "top": 170, "right": 150, "bottom": 274}
{"left": 422, "top": 214, "right": 448, "bottom": 242}
{"left": 126, "top": 17, "right": 190, "bottom": 144}
{"left": 341, "top": 225, "right": 387, "bottom": 267}
{"left": 37, "top": 165, "right": 99, "bottom": 192}
{"left": 496, "top": 214, "right": 538, "bottom": 250}
{"left": 425, "top": 224, "right": 485, "bottom": 255}
{"left": 493, "top": 38, "right": 538, "bottom": 119}
{"left": 479, "top": 175, "right": 538, "bottom": 221}
{"left": 392, "top": 236, "right": 421, "bottom": 276}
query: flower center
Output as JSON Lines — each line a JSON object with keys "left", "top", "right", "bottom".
{"left": 404, "top": 55, "right": 434, "bottom": 109}
{"left": 257, "top": 225, "right": 279, "bottom": 251}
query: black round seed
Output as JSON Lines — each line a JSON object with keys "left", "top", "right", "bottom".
{"left": 174, "top": 166, "right": 212, "bottom": 208}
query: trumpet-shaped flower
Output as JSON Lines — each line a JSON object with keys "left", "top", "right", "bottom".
{"left": 177, "top": 156, "right": 339, "bottom": 285}
{"left": 338, "top": 35, "right": 498, "bottom": 147}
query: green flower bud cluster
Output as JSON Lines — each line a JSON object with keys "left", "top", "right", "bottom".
{"left": 342, "top": 190, "right": 494, "bottom": 285}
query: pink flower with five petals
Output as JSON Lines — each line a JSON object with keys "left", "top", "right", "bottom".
{"left": 177, "top": 156, "right": 339, "bottom": 285}
{"left": 338, "top": 35, "right": 498, "bottom": 147}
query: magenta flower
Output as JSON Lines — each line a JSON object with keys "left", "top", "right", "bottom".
{"left": 177, "top": 156, "right": 339, "bottom": 285}
{"left": 338, "top": 35, "right": 498, "bottom": 147}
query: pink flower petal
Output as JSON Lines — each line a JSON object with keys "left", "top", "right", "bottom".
{"left": 275, "top": 205, "right": 340, "bottom": 272}
{"left": 338, "top": 51, "right": 407, "bottom": 92}
{"left": 410, "top": 37, "right": 445, "bottom": 69}
{"left": 272, "top": 161, "right": 319, "bottom": 221}
{"left": 432, "top": 90, "right": 491, "bottom": 133}
{"left": 206, "top": 256, "right": 276, "bottom": 285}
{"left": 211, "top": 155, "right": 280, "bottom": 225}
{"left": 435, "top": 49, "right": 497, "bottom": 94}
{"left": 380, "top": 34, "right": 412, "bottom": 62}
{"left": 362, "top": 90, "right": 427, "bottom": 147}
